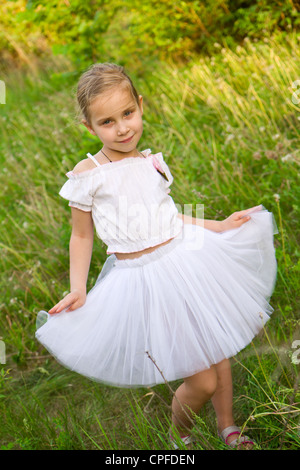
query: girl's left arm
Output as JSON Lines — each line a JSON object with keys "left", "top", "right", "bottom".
{"left": 177, "top": 205, "right": 260, "bottom": 232}
{"left": 177, "top": 213, "right": 222, "bottom": 232}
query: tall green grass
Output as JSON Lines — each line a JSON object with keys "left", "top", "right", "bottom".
{"left": 0, "top": 34, "right": 299, "bottom": 449}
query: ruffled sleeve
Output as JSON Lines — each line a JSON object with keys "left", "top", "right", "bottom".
{"left": 59, "top": 171, "right": 94, "bottom": 212}
{"left": 153, "top": 152, "right": 174, "bottom": 194}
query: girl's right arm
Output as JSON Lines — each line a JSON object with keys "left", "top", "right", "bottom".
{"left": 49, "top": 207, "right": 94, "bottom": 314}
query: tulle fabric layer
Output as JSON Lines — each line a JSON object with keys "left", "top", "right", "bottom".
{"left": 36, "top": 207, "right": 277, "bottom": 388}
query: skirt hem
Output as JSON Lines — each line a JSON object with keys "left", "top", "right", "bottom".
{"left": 36, "top": 315, "right": 270, "bottom": 388}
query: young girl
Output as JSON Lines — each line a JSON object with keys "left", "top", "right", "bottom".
{"left": 36, "top": 63, "right": 277, "bottom": 450}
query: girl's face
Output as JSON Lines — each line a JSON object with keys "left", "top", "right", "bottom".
{"left": 83, "top": 86, "right": 143, "bottom": 157}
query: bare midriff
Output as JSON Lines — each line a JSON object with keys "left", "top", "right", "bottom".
{"left": 114, "top": 237, "right": 175, "bottom": 260}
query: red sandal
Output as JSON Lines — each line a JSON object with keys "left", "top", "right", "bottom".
{"left": 169, "top": 430, "right": 193, "bottom": 449}
{"left": 218, "top": 426, "right": 255, "bottom": 449}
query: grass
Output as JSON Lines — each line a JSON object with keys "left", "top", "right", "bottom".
{"left": 0, "top": 32, "right": 299, "bottom": 450}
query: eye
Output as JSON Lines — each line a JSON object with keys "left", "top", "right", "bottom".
{"left": 124, "top": 108, "right": 135, "bottom": 117}
{"left": 102, "top": 119, "right": 112, "bottom": 126}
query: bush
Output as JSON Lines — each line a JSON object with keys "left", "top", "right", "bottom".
{"left": 0, "top": 0, "right": 299, "bottom": 68}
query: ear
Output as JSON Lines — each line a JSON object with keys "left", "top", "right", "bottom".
{"left": 138, "top": 95, "right": 143, "bottom": 116}
{"left": 82, "top": 119, "right": 96, "bottom": 136}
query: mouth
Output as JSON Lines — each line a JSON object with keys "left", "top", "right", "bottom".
{"left": 119, "top": 135, "right": 134, "bottom": 143}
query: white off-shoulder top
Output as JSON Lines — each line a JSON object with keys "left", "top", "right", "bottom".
{"left": 59, "top": 149, "right": 184, "bottom": 254}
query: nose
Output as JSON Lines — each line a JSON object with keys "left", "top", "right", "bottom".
{"left": 117, "top": 121, "right": 129, "bottom": 135}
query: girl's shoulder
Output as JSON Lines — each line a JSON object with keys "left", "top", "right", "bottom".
{"left": 72, "top": 151, "right": 109, "bottom": 174}
{"left": 72, "top": 158, "right": 94, "bottom": 174}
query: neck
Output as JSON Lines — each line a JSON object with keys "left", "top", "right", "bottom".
{"left": 101, "top": 146, "right": 141, "bottom": 161}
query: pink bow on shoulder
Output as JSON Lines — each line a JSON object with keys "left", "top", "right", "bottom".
{"left": 150, "top": 154, "right": 169, "bottom": 182}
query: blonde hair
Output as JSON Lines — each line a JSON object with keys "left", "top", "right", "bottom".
{"left": 76, "top": 63, "right": 140, "bottom": 125}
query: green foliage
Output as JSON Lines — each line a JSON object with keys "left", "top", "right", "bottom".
{"left": 231, "top": 0, "right": 300, "bottom": 38}
{"left": 0, "top": 0, "right": 299, "bottom": 69}
{"left": 117, "top": 0, "right": 300, "bottom": 62}
{"left": 0, "top": 0, "right": 47, "bottom": 64}
{"left": 23, "top": 0, "right": 119, "bottom": 67}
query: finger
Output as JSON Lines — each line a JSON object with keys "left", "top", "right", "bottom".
{"left": 49, "top": 306, "right": 64, "bottom": 315}
{"left": 232, "top": 212, "right": 249, "bottom": 221}
{"left": 49, "top": 299, "right": 67, "bottom": 314}
{"left": 67, "top": 296, "right": 87, "bottom": 312}
{"left": 66, "top": 301, "right": 82, "bottom": 312}
{"left": 239, "top": 216, "right": 250, "bottom": 224}
{"left": 65, "top": 305, "right": 77, "bottom": 312}
{"left": 49, "top": 303, "right": 61, "bottom": 314}
{"left": 49, "top": 297, "right": 76, "bottom": 314}
{"left": 238, "top": 209, "right": 253, "bottom": 219}
{"left": 239, "top": 205, "right": 262, "bottom": 219}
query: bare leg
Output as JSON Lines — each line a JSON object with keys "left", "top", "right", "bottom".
{"left": 171, "top": 366, "right": 218, "bottom": 436}
{"left": 211, "top": 359, "right": 235, "bottom": 433}
{"left": 171, "top": 360, "right": 253, "bottom": 448}
{"left": 211, "top": 359, "right": 253, "bottom": 448}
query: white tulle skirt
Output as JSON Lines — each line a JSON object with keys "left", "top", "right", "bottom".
{"left": 36, "top": 206, "right": 277, "bottom": 388}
